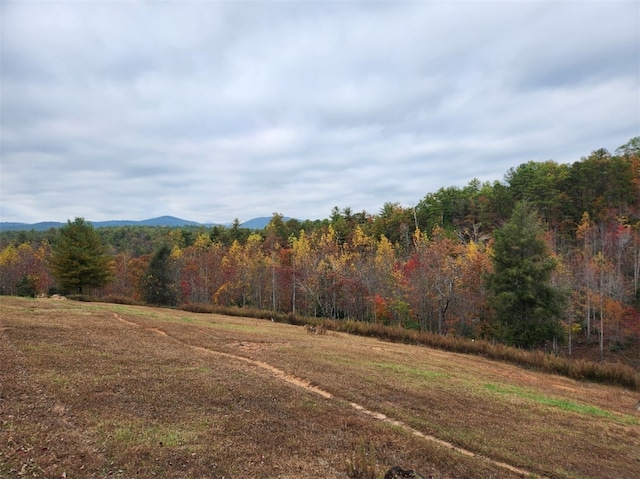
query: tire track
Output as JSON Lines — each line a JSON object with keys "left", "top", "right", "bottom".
{"left": 112, "top": 312, "right": 544, "bottom": 478}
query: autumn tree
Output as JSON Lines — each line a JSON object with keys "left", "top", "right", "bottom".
{"left": 102, "top": 252, "right": 151, "bottom": 302}
{"left": 49, "top": 218, "right": 113, "bottom": 294}
{"left": 314, "top": 226, "right": 344, "bottom": 318}
{"left": 290, "top": 230, "right": 314, "bottom": 316}
{"left": 178, "top": 234, "right": 224, "bottom": 304}
{"left": 264, "top": 215, "right": 288, "bottom": 311}
{"left": 372, "top": 235, "right": 404, "bottom": 323}
{"left": 404, "top": 229, "right": 434, "bottom": 331}
{"left": 456, "top": 240, "right": 492, "bottom": 337}
{"left": 424, "top": 228, "right": 463, "bottom": 334}
{"left": 487, "top": 202, "right": 566, "bottom": 349}
{"left": 0, "top": 241, "right": 53, "bottom": 296}
{"left": 214, "top": 237, "right": 266, "bottom": 308}
{"left": 344, "top": 225, "right": 378, "bottom": 320}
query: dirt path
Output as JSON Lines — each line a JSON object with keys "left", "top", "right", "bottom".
{"left": 112, "top": 313, "right": 544, "bottom": 478}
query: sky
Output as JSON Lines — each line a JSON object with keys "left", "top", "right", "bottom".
{"left": 1, "top": 1, "right": 639, "bottom": 225}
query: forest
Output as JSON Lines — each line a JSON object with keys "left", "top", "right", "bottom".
{"left": 2, "top": 137, "right": 639, "bottom": 368}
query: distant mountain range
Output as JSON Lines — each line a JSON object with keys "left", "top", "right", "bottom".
{"left": 0, "top": 215, "right": 288, "bottom": 232}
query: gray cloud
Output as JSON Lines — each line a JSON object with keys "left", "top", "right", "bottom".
{"left": 1, "top": 1, "right": 638, "bottom": 224}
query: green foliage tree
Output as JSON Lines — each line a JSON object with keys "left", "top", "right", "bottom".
{"left": 505, "top": 160, "right": 570, "bottom": 224}
{"left": 487, "top": 202, "right": 566, "bottom": 349}
{"left": 142, "top": 244, "right": 178, "bottom": 305}
{"left": 49, "top": 218, "right": 113, "bottom": 294}
{"left": 16, "top": 275, "right": 38, "bottom": 297}
{"left": 615, "top": 136, "right": 640, "bottom": 157}
{"left": 372, "top": 202, "right": 413, "bottom": 252}
{"left": 565, "top": 150, "right": 634, "bottom": 222}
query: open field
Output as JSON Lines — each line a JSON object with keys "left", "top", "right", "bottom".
{"left": 1, "top": 297, "right": 639, "bottom": 478}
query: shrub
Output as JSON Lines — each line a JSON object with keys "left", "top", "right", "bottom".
{"left": 66, "top": 294, "right": 94, "bottom": 302}
{"left": 102, "top": 295, "right": 144, "bottom": 306}
{"left": 345, "top": 442, "right": 378, "bottom": 479}
{"left": 180, "top": 302, "right": 214, "bottom": 314}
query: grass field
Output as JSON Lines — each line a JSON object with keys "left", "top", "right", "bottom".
{"left": 1, "top": 296, "right": 639, "bottom": 478}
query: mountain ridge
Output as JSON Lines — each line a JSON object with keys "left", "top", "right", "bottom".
{"left": 0, "top": 215, "right": 285, "bottom": 231}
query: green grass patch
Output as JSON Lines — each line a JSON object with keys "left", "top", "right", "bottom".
{"left": 208, "top": 321, "right": 260, "bottom": 332}
{"left": 50, "top": 374, "right": 71, "bottom": 387}
{"left": 376, "top": 362, "right": 451, "bottom": 381}
{"left": 107, "top": 422, "right": 197, "bottom": 447}
{"left": 484, "top": 383, "right": 638, "bottom": 425}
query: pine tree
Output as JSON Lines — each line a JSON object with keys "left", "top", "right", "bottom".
{"left": 142, "top": 245, "right": 178, "bottom": 305}
{"left": 487, "top": 201, "right": 565, "bottom": 349}
{"left": 49, "top": 218, "right": 113, "bottom": 294}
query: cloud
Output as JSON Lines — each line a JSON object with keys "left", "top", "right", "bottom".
{"left": 1, "top": 1, "right": 638, "bottom": 224}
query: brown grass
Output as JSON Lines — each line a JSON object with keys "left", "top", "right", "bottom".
{"left": 177, "top": 302, "right": 640, "bottom": 390}
{"left": 1, "top": 296, "right": 639, "bottom": 479}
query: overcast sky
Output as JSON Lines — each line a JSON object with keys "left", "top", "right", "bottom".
{"left": 1, "top": 1, "right": 638, "bottom": 224}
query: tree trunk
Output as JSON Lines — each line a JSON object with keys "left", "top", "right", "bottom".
{"left": 292, "top": 272, "right": 296, "bottom": 316}
{"left": 272, "top": 264, "right": 277, "bottom": 311}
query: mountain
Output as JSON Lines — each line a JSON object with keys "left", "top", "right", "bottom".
{"left": 0, "top": 216, "right": 205, "bottom": 231}
{"left": 0, "top": 215, "right": 291, "bottom": 231}
{"left": 0, "top": 221, "right": 66, "bottom": 231}
{"left": 101, "top": 216, "right": 202, "bottom": 228}
{"left": 240, "top": 217, "right": 278, "bottom": 229}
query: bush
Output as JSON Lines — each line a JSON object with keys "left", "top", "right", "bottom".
{"left": 66, "top": 294, "right": 94, "bottom": 302}
{"left": 102, "top": 295, "right": 144, "bottom": 306}
{"left": 180, "top": 302, "right": 214, "bottom": 314}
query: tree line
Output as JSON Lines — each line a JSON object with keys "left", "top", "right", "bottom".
{"left": 1, "top": 137, "right": 639, "bottom": 365}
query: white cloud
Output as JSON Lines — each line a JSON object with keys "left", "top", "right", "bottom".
{"left": 1, "top": 1, "right": 638, "bottom": 224}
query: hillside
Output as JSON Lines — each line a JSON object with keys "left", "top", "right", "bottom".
{"left": 2, "top": 146, "right": 640, "bottom": 369}
{"left": 1, "top": 297, "right": 638, "bottom": 479}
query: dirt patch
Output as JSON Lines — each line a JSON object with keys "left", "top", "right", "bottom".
{"left": 112, "top": 312, "right": 137, "bottom": 327}
{"left": 113, "top": 313, "right": 167, "bottom": 337}
{"left": 146, "top": 327, "right": 168, "bottom": 336}
{"left": 232, "top": 340, "right": 291, "bottom": 352}
{"left": 191, "top": 345, "right": 334, "bottom": 400}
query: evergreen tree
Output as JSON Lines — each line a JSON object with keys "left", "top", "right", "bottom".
{"left": 487, "top": 202, "right": 565, "bottom": 349}
{"left": 49, "top": 218, "right": 113, "bottom": 294}
{"left": 142, "top": 244, "right": 178, "bottom": 305}
{"left": 16, "top": 275, "right": 38, "bottom": 297}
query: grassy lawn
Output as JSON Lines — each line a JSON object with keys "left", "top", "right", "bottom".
{"left": 1, "top": 296, "right": 639, "bottom": 478}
